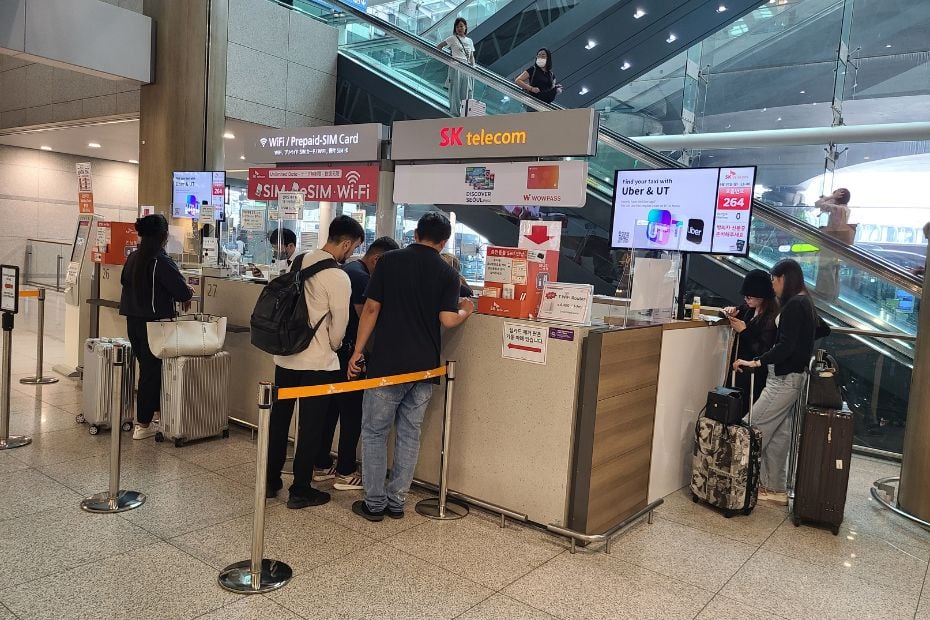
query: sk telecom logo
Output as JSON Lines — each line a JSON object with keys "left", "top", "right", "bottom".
{"left": 439, "top": 127, "right": 528, "bottom": 147}
{"left": 725, "top": 169, "right": 737, "bottom": 179}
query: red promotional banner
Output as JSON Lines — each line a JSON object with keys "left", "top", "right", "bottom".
{"left": 247, "top": 165, "right": 380, "bottom": 202}
{"left": 78, "top": 191, "right": 94, "bottom": 214}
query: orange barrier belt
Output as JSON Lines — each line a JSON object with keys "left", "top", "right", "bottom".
{"left": 276, "top": 365, "right": 447, "bottom": 400}
{"left": 17, "top": 290, "right": 39, "bottom": 298}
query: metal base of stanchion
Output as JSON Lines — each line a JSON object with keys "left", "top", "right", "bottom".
{"left": 218, "top": 559, "right": 293, "bottom": 594}
{"left": 871, "top": 476, "right": 930, "bottom": 529}
{"left": 415, "top": 497, "right": 469, "bottom": 520}
{"left": 0, "top": 436, "right": 31, "bottom": 449}
{"left": 19, "top": 376, "right": 59, "bottom": 385}
{"left": 80, "top": 490, "right": 146, "bottom": 513}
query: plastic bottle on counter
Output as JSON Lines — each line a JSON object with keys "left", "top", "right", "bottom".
{"left": 691, "top": 296, "right": 701, "bottom": 321}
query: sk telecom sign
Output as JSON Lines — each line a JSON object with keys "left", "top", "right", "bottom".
{"left": 247, "top": 166, "right": 380, "bottom": 203}
{"left": 391, "top": 108, "right": 598, "bottom": 161}
{"left": 243, "top": 123, "right": 386, "bottom": 164}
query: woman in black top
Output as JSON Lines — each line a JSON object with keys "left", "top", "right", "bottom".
{"left": 515, "top": 48, "right": 562, "bottom": 106}
{"left": 723, "top": 269, "right": 778, "bottom": 414}
{"left": 120, "top": 214, "right": 193, "bottom": 440}
{"left": 733, "top": 259, "right": 829, "bottom": 506}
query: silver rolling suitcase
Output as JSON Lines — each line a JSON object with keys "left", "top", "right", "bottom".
{"left": 79, "top": 338, "right": 135, "bottom": 435}
{"left": 156, "top": 351, "right": 230, "bottom": 447}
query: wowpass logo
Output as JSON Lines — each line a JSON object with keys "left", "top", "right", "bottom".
{"left": 439, "top": 127, "right": 528, "bottom": 147}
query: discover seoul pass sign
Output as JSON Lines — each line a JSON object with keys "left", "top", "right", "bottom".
{"left": 242, "top": 123, "right": 386, "bottom": 164}
{"left": 390, "top": 109, "right": 598, "bottom": 161}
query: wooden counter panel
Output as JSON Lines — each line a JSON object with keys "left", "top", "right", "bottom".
{"left": 591, "top": 384, "right": 657, "bottom": 469}
{"left": 597, "top": 327, "right": 661, "bottom": 399}
{"left": 586, "top": 442, "right": 652, "bottom": 534}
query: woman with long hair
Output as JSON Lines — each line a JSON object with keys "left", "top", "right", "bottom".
{"left": 441, "top": 252, "right": 473, "bottom": 298}
{"left": 723, "top": 269, "right": 778, "bottom": 414}
{"left": 437, "top": 17, "right": 475, "bottom": 116}
{"left": 733, "top": 259, "right": 829, "bottom": 506}
{"left": 119, "top": 214, "right": 193, "bottom": 439}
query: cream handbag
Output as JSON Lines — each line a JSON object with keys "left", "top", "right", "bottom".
{"left": 147, "top": 314, "right": 227, "bottom": 359}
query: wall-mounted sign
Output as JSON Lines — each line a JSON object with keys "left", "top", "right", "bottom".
{"left": 248, "top": 165, "right": 380, "bottom": 203}
{"left": 518, "top": 220, "right": 562, "bottom": 252}
{"left": 391, "top": 109, "right": 597, "bottom": 161}
{"left": 277, "top": 191, "right": 305, "bottom": 219}
{"left": 502, "top": 321, "right": 547, "bottom": 365}
{"left": 240, "top": 208, "right": 265, "bottom": 231}
{"left": 242, "top": 124, "right": 386, "bottom": 164}
{"left": 394, "top": 161, "right": 587, "bottom": 207}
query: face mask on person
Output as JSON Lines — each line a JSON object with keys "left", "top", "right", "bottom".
{"left": 535, "top": 58, "right": 546, "bottom": 68}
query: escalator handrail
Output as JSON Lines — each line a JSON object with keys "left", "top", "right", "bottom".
{"left": 315, "top": 0, "right": 924, "bottom": 298}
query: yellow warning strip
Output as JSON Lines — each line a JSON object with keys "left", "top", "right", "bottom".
{"left": 17, "top": 290, "right": 39, "bottom": 298}
{"left": 276, "top": 365, "right": 447, "bottom": 400}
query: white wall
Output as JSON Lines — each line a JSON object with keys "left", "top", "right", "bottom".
{"left": 0, "top": 144, "right": 138, "bottom": 269}
{"left": 225, "top": 0, "right": 337, "bottom": 128}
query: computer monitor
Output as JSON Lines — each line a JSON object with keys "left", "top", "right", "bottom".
{"left": 172, "top": 171, "right": 226, "bottom": 219}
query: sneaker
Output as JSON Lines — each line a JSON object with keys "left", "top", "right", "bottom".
{"left": 760, "top": 490, "right": 789, "bottom": 506}
{"left": 313, "top": 466, "right": 337, "bottom": 482}
{"left": 286, "top": 488, "right": 331, "bottom": 509}
{"left": 132, "top": 424, "right": 157, "bottom": 440}
{"left": 352, "top": 500, "right": 385, "bottom": 522}
{"left": 333, "top": 473, "right": 364, "bottom": 491}
{"left": 385, "top": 506, "right": 404, "bottom": 520}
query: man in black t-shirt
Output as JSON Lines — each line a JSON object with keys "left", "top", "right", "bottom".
{"left": 313, "top": 236, "right": 399, "bottom": 491}
{"left": 348, "top": 213, "right": 474, "bottom": 521}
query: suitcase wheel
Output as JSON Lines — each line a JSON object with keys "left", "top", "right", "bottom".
{"left": 75, "top": 414, "right": 85, "bottom": 424}
{"left": 88, "top": 425, "right": 100, "bottom": 436}
{"left": 121, "top": 421, "right": 133, "bottom": 432}
{"left": 831, "top": 526, "right": 840, "bottom": 536}
{"left": 222, "top": 429, "right": 230, "bottom": 439}
{"left": 154, "top": 432, "right": 164, "bottom": 443}
{"left": 724, "top": 510, "right": 735, "bottom": 519}
{"left": 743, "top": 508, "right": 752, "bottom": 516}
{"left": 174, "top": 438, "right": 186, "bottom": 448}
{"left": 792, "top": 515, "right": 801, "bottom": 527}
{"left": 691, "top": 494, "right": 699, "bottom": 503}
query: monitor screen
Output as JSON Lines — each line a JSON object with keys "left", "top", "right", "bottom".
{"left": 70, "top": 219, "right": 92, "bottom": 262}
{"left": 609, "top": 166, "right": 756, "bottom": 256}
{"left": 172, "top": 171, "right": 226, "bottom": 219}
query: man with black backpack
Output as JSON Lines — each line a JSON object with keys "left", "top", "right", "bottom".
{"left": 264, "top": 215, "right": 365, "bottom": 509}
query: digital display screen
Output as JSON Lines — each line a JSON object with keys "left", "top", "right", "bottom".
{"left": 172, "top": 171, "right": 226, "bottom": 219}
{"left": 70, "top": 219, "right": 91, "bottom": 262}
{"left": 609, "top": 166, "right": 756, "bottom": 256}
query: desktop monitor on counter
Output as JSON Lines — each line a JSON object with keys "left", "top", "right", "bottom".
{"left": 609, "top": 166, "right": 756, "bottom": 256}
{"left": 171, "top": 171, "right": 226, "bottom": 220}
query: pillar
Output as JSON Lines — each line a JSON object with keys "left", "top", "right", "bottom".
{"left": 138, "top": 0, "right": 228, "bottom": 216}
{"left": 897, "top": 222, "right": 930, "bottom": 521}
{"left": 318, "top": 202, "right": 333, "bottom": 249}
{"left": 375, "top": 163, "right": 397, "bottom": 241}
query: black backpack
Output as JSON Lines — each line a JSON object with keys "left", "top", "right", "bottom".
{"left": 250, "top": 255, "right": 339, "bottom": 355}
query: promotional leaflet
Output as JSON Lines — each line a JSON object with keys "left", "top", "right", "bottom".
{"left": 609, "top": 166, "right": 756, "bottom": 255}
{"left": 277, "top": 191, "right": 304, "bottom": 220}
{"left": 240, "top": 208, "right": 265, "bottom": 231}
{"left": 537, "top": 282, "right": 594, "bottom": 324}
{"left": 394, "top": 161, "right": 587, "bottom": 208}
{"left": 76, "top": 162, "right": 94, "bottom": 214}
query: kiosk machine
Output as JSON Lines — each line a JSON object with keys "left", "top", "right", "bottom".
{"left": 56, "top": 213, "right": 102, "bottom": 378}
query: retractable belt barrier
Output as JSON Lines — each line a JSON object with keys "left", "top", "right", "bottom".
{"left": 219, "top": 361, "right": 462, "bottom": 595}
{"left": 18, "top": 288, "right": 58, "bottom": 386}
{"left": 17, "top": 290, "right": 39, "bottom": 298}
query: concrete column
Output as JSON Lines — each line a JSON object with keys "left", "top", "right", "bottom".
{"left": 374, "top": 163, "right": 397, "bottom": 240}
{"left": 897, "top": 222, "right": 930, "bottom": 521}
{"left": 138, "top": 0, "right": 228, "bottom": 217}
{"left": 317, "top": 202, "right": 333, "bottom": 249}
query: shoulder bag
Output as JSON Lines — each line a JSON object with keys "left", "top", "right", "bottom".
{"left": 147, "top": 314, "right": 228, "bottom": 359}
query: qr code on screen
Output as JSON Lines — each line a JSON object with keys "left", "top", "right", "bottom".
{"left": 616, "top": 231, "right": 630, "bottom": 244}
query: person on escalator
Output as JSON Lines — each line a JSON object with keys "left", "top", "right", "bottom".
{"left": 515, "top": 48, "right": 562, "bottom": 109}
{"left": 722, "top": 269, "right": 778, "bottom": 415}
{"left": 437, "top": 17, "right": 475, "bottom": 116}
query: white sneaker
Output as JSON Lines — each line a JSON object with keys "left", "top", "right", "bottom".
{"left": 333, "top": 473, "right": 364, "bottom": 491}
{"left": 132, "top": 424, "right": 158, "bottom": 440}
{"left": 313, "top": 466, "right": 337, "bottom": 482}
{"left": 759, "top": 490, "right": 789, "bottom": 506}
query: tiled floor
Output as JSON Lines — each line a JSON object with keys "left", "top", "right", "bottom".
{"left": 1, "top": 292, "right": 929, "bottom": 619}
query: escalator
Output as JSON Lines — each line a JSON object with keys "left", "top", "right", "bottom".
{"left": 284, "top": 0, "right": 922, "bottom": 456}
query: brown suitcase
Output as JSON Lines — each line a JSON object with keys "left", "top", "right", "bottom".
{"left": 792, "top": 405, "right": 854, "bottom": 534}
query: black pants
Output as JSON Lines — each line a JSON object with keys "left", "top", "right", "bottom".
{"left": 125, "top": 317, "right": 160, "bottom": 425}
{"left": 267, "top": 366, "right": 339, "bottom": 496}
{"left": 314, "top": 344, "right": 363, "bottom": 476}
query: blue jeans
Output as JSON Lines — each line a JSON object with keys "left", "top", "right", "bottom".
{"left": 361, "top": 382, "right": 434, "bottom": 512}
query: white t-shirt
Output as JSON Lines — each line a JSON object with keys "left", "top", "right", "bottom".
{"left": 273, "top": 249, "right": 351, "bottom": 372}
{"left": 444, "top": 35, "right": 474, "bottom": 63}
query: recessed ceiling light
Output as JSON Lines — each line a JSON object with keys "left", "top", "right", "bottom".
{"left": 40, "top": 145, "right": 52, "bottom": 151}
{"left": 578, "top": 87, "right": 589, "bottom": 95}
{"left": 88, "top": 142, "right": 101, "bottom": 148}
{"left": 717, "top": 4, "right": 727, "bottom": 12}
{"left": 239, "top": 155, "right": 246, "bottom": 160}
{"left": 799, "top": 90, "right": 806, "bottom": 94}
{"left": 223, "top": 132, "right": 235, "bottom": 139}
{"left": 762, "top": 107, "right": 767, "bottom": 112}
{"left": 633, "top": 8, "right": 646, "bottom": 18}
{"left": 620, "top": 61, "right": 631, "bottom": 70}
{"left": 128, "top": 159, "right": 139, "bottom": 164}
{"left": 666, "top": 33, "right": 677, "bottom": 43}
{"left": 885, "top": 44, "right": 892, "bottom": 48}
{"left": 584, "top": 40, "right": 597, "bottom": 50}
{"left": 776, "top": 117, "right": 782, "bottom": 121}
{"left": 863, "top": 156, "right": 870, "bottom": 160}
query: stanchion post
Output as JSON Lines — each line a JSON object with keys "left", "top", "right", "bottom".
{"left": 20, "top": 288, "right": 58, "bottom": 385}
{"left": 80, "top": 343, "right": 145, "bottom": 513}
{"left": 416, "top": 361, "right": 468, "bottom": 520}
{"left": 1, "top": 311, "right": 31, "bottom": 449}
{"left": 219, "top": 382, "right": 292, "bottom": 594}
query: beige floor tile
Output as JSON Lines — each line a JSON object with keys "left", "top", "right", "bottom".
{"left": 170, "top": 503, "right": 373, "bottom": 575}
{"left": 919, "top": 593, "right": 930, "bottom": 620}
{"left": 503, "top": 551, "right": 714, "bottom": 620}
{"left": 695, "top": 595, "right": 788, "bottom": 619}
{"left": 657, "top": 488, "right": 787, "bottom": 546}
{"left": 0, "top": 603, "right": 13, "bottom": 619}
{"left": 0, "top": 542, "right": 237, "bottom": 620}
{"left": 10, "top": 426, "right": 113, "bottom": 468}
{"left": 311, "top": 483, "right": 430, "bottom": 541}
{"left": 385, "top": 509, "right": 566, "bottom": 590}
{"left": 0, "top": 506, "right": 158, "bottom": 586}
{"left": 762, "top": 520, "right": 928, "bottom": 595}
{"left": 721, "top": 550, "right": 919, "bottom": 620}
{"left": 608, "top": 517, "right": 757, "bottom": 592}
{"left": 8, "top": 405, "right": 84, "bottom": 435}
{"left": 213, "top": 461, "right": 259, "bottom": 487}
{"left": 457, "top": 594, "right": 557, "bottom": 619}
{"left": 0, "top": 451, "right": 28, "bottom": 475}
{"left": 269, "top": 543, "right": 492, "bottom": 619}
{"left": 0, "top": 468, "right": 81, "bottom": 521}
{"left": 166, "top": 435, "right": 257, "bottom": 471}
{"left": 120, "top": 471, "right": 260, "bottom": 539}
{"left": 32, "top": 387, "right": 84, "bottom": 409}
{"left": 841, "top": 491, "right": 930, "bottom": 552}
{"left": 196, "top": 597, "right": 304, "bottom": 620}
